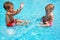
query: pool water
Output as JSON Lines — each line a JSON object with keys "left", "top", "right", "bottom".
{"left": 0, "top": 0, "right": 60, "bottom": 40}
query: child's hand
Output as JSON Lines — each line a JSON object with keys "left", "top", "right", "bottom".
{"left": 20, "top": 2, "right": 24, "bottom": 9}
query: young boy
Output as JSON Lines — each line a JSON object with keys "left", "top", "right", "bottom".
{"left": 40, "top": 4, "right": 54, "bottom": 26}
{"left": 3, "top": 1, "right": 27, "bottom": 27}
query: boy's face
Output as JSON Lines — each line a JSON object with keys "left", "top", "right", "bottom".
{"left": 9, "top": 5, "right": 14, "bottom": 12}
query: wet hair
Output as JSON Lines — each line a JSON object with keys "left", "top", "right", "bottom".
{"left": 45, "top": 4, "right": 54, "bottom": 11}
{"left": 3, "top": 1, "right": 13, "bottom": 10}
{"left": 42, "top": 16, "right": 47, "bottom": 24}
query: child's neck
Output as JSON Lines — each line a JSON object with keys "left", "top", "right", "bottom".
{"left": 46, "top": 12, "right": 52, "bottom": 15}
{"left": 7, "top": 10, "right": 13, "bottom": 13}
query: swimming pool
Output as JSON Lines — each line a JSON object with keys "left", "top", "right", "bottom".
{"left": 0, "top": 0, "right": 60, "bottom": 40}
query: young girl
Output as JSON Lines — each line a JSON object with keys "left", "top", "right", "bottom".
{"left": 40, "top": 4, "right": 54, "bottom": 26}
{"left": 3, "top": 2, "right": 29, "bottom": 27}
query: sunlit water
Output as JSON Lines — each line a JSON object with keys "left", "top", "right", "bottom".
{"left": 0, "top": 0, "right": 60, "bottom": 40}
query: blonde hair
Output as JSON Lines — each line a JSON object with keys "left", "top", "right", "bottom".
{"left": 45, "top": 4, "right": 54, "bottom": 11}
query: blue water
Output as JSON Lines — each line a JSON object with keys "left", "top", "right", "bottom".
{"left": 0, "top": 0, "right": 60, "bottom": 40}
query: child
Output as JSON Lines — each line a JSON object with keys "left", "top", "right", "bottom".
{"left": 40, "top": 4, "right": 54, "bottom": 26}
{"left": 3, "top": 1, "right": 28, "bottom": 27}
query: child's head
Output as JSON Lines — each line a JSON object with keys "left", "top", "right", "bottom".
{"left": 3, "top": 1, "right": 14, "bottom": 12}
{"left": 45, "top": 4, "right": 54, "bottom": 14}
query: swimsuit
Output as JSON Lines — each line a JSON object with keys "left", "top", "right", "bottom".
{"left": 7, "top": 19, "right": 17, "bottom": 27}
{"left": 49, "top": 22, "right": 53, "bottom": 26}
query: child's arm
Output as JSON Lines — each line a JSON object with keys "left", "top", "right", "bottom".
{"left": 49, "top": 13, "right": 54, "bottom": 22}
{"left": 10, "top": 3, "right": 24, "bottom": 15}
{"left": 13, "top": 3, "right": 24, "bottom": 15}
{"left": 48, "top": 16, "right": 53, "bottom": 22}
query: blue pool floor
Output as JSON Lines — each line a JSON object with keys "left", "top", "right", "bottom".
{"left": 0, "top": 0, "right": 60, "bottom": 40}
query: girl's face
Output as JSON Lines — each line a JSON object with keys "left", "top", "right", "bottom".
{"left": 46, "top": 5, "right": 53, "bottom": 14}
